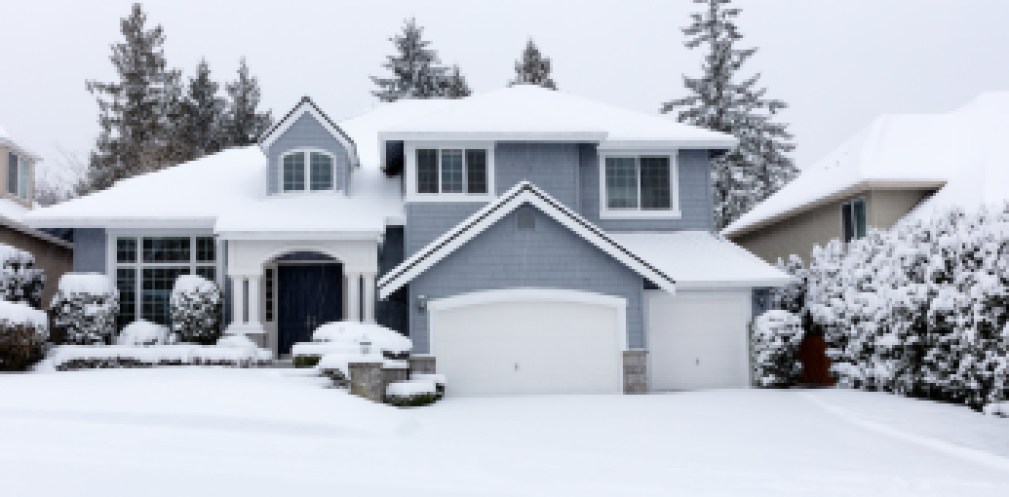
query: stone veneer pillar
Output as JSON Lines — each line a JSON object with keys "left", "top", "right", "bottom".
{"left": 623, "top": 350, "right": 648, "bottom": 394}
{"left": 348, "top": 361, "right": 384, "bottom": 403}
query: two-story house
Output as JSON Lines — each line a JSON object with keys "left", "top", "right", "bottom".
{"left": 27, "top": 86, "right": 789, "bottom": 395}
{"left": 0, "top": 125, "right": 73, "bottom": 304}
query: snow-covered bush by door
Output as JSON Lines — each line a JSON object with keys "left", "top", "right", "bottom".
{"left": 752, "top": 310, "right": 803, "bottom": 387}
{"left": 385, "top": 380, "right": 438, "bottom": 407}
{"left": 0, "top": 300, "right": 49, "bottom": 371}
{"left": 170, "top": 275, "right": 222, "bottom": 345}
{"left": 788, "top": 203, "right": 1009, "bottom": 412}
{"left": 293, "top": 321, "right": 413, "bottom": 367}
{"left": 0, "top": 243, "right": 45, "bottom": 309}
{"left": 116, "top": 320, "right": 168, "bottom": 346}
{"left": 49, "top": 273, "right": 119, "bottom": 345}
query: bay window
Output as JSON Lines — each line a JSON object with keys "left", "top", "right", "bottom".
{"left": 601, "top": 153, "right": 678, "bottom": 218}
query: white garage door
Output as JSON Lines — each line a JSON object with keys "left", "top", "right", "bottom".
{"left": 647, "top": 290, "right": 752, "bottom": 390}
{"left": 429, "top": 289, "right": 625, "bottom": 396}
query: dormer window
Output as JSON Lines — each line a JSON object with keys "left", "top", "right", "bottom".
{"left": 281, "top": 149, "right": 335, "bottom": 192}
{"left": 599, "top": 152, "right": 680, "bottom": 219}
{"left": 7, "top": 152, "right": 29, "bottom": 200}
{"left": 407, "top": 144, "right": 494, "bottom": 202}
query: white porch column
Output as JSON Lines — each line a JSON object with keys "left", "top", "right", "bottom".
{"left": 230, "top": 275, "right": 246, "bottom": 325}
{"left": 346, "top": 272, "right": 361, "bottom": 322}
{"left": 246, "top": 275, "right": 262, "bottom": 327}
{"left": 362, "top": 272, "right": 376, "bottom": 323}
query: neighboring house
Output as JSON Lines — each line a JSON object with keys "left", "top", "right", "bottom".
{"left": 0, "top": 126, "right": 73, "bottom": 304}
{"left": 27, "top": 86, "right": 789, "bottom": 395}
{"left": 724, "top": 92, "right": 1009, "bottom": 264}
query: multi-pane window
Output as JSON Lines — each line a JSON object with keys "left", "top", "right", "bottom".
{"left": 114, "top": 235, "right": 218, "bottom": 327}
{"left": 842, "top": 198, "right": 867, "bottom": 242}
{"left": 415, "top": 148, "right": 488, "bottom": 195}
{"left": 6, "top": 152, "right": 28, "bottom": 199}
{"left": 264, "top": 268, "right": 275, "bottom": 322}
{"left": 603, "top": 155, "right": 674, "bottom": 213}
{"left": 282, "top": 150, "right": 335, "bottom": 192}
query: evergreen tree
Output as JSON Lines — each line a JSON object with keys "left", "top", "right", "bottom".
{"left": 509, "top": 39, "right": 557, "bottom": 90}
{"left": 221, "top": 58, "right": 273, "bottom": 146}
{"left": 371, "top": 17, "right": 450, "bottom": 102}
{"left": 661, "top": 0, "right": 797, "bottom": 229}
{"left": 84, "top": 3, "right": 182, "bottom": 192}
{"left": 442, "top": 64, "right": 471, "bottom": 98}
{"left": 175, "top": 58, "right": 226, "bottom": 161}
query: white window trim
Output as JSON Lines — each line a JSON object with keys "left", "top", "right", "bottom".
{"left": 840, "top": 196, "right": 867, "bottom": 242}
{"left": 404, "top": 141, "right": 495, "bottom": 203}
{"left": 106, "top": 231, "right": 220, "bottom": 326}
{"left": 598, "top": 150, "right": 681, "bottom": 220}
{"left": 279, "top": 148, "right": 339, "bottom": 194}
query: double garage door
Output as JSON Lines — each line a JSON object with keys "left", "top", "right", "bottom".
{"left": 428, "top": 288, "right": 752, "bottom": 396}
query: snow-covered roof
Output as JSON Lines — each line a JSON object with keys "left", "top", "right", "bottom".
{"left": 377, "top": 181, "right": 678, "bottom": 299}
{"left": 612, "top": 232, "right": 791, "bottom": 288}
{"left": 724, "top": 92, "right": 1009, "bottom": 237}
{"left": 0, "top": 198, "right": 30, "bottom": 223}
{"left": 0, "top": 124, "right": 41, "bottom": 161}
{"left": 380, "top": 85, "right": 737, "bottom": 149}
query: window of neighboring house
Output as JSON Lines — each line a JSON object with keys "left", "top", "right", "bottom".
{"left": 282, "top": 150, "right": 334, "bottom": 192}
{"left": 113, "top": 235, "right": 218, "bottom": 328}
{"left": 841, "top": 197, "right": 867, "bottom": 242}
{"left": 7, "top": 152, "right": 30, "bottom": 200}
{"left": 601, "top": 155, "right": 677, "bottom": 217}
{"left": 414, "top": 148, "right": 489, "bottom": 195}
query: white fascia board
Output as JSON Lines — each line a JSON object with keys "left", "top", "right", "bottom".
{"left": 675, "top": 278, "right": 793, "bottom": 290}
{"left": 260, "top": 101, "right": 359, "bottom": 165}
{"left": 599, "top": 138, "right": 737, "bottom": 150}
{"left": 24, "top": 216, "right": 217, "bottom": 230}
{"left": 0, "top": 216, "right": 72, "bottom": 249}
{"left": 377, "top": 182, "right": 677, "bottom": 299}
{"left": 379, "top": 130, "right": 608, "bottom": 142}
{"left": 214, "top": 230, "right": 383, "bottom": 241}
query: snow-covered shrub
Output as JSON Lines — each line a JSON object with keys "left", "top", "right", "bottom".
{"left": 801, "top": 203, "right": 1009, "bottom": 412}
{"left": 311, "top": 321, "right": 412, "bottom": 357}
{"left": 49, "top": 273, "right": 119, "bottom": 345}
{"left": 170, "top": 275, "right": 222, "bottom": 345}
{"left": 411, "top": 373, "right": 446, "bottom": 399}
{"left": 216, "top": 334, "right": 259, "bottom": 355}
{"left": 385, "top": 380, "right": 438, "bottom": 407}
{"left": 770, "top": 255, "right": 807, "bottom": 314}
{"left": 42, "top": 343, "right": 268, "bottom": 371}
{"left": 0, "top": 243, "right": 45, "bottom": 308}
{"left": 752, "top": 310, "right": 803, "bottom": 387}
{"left": 116, "top": 320, "right": 168, "bottom": 346}
{"left": 0, "top": 300, "right": 49, "bottom": 371}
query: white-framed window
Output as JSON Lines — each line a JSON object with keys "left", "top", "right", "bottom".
{"left": 841, "top": 197, "right": 867, "bottom": 242}
{"left": 599, "top": 152, "right": 679, "bottom": 219}
{"left": 7, "top": 152, "right": 29, "bottom": 200}
{"left": 281, "top": 149, "right": 336, "bottom": 192}
{"left": 406, "top": 143, "right": 494, "bottom": 202}
{"left": 112, "top": 235, "right": 218, "bottom": 327}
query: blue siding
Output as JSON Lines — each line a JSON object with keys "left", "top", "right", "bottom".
{"left": 265, "top": 113, "right": 353, "bottom": 195}
{"left": 579, "top": 145, "right": 714, "bottom": 232}
{"left": 408, "top": 206, "right": 646, "bottom": 353}
{"left": 495, "top": 142, "right": 581, "bottom": 207}
{"left": 73, "top": 228, "right": 106, "bottom": 273}
{"left": 405, "top": 203, "right": 483, "bottom": 256}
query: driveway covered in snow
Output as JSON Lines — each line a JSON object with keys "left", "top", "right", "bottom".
{"left": 1, "top": 368, "right": 1007, "bottom": 496}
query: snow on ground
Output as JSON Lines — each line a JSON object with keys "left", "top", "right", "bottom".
{"left": 1, "top": 369, "right": 1007, "bottom": 496}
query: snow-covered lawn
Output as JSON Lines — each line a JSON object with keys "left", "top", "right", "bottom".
{"left": 1, "top": 369, "right": 1008, "bottom": 496}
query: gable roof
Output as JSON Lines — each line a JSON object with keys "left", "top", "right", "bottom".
{"left": 258, "top": 96, "right": 360, "bottom": 165}
{"left": 0, "top": 125, "right": 41, "bottom": 161}
{"left": 377, "top": 181, "right": 677, "bottom": 299}
{"left": 723, "top": 92, "right": 1009, "bottom": 237}
{"left": 379, "top": 85, "right": 737, "bottom": 149}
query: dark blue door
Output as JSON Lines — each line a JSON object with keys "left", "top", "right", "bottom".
{"left": 278, "top": 264, "right": 343, "bottom": 355}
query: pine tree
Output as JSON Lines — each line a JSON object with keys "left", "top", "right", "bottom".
{"left": 509, "top": 39, "right": 557, "bottom": 90}
{"left": 221, "top": 58, "right": 273, "bottom": 147}
{"left": 84, "top": 3, "right": 182, "bottom": 192}
{"left": 174, "top": 58, "right": 226, "bottom": 161}
{"left": 442, "top": 64, "right": 472, "bottom": 98}
{"left": 371, "top": 17, "right": 450, "bottom": 102}
{"left": 661, "top": 0, "right": 797, "bottom": 229}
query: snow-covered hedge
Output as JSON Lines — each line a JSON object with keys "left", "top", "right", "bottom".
{"left": 170, "top": 275, "right": 222, "bottom": 345}
{"left": 752, "top": 310, "right": 803, "bottom": 387}
{"left": 116, "top": 320, "right": 169, "bottom": 346}
{"left": 0, "top": 243, "right": 45, "bottom": 308}
{"left": 775, "top": 204, "right": 1009, "bottom": 411}
{"left": 292, "top": 321, "right": 412, "bottom": 368}
{"left": 49, "top": 273, "right": 119, "bottom": 345}
{"left": 385, "top": 380, "right": 438, "bottom": 407}
{"left": 0, "top": 300, "right": 49, "bottom": 371}
{"left": 41, "top": 343, "right": 272, "bottom": 371}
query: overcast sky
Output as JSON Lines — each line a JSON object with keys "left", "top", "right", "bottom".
{"left": 2, "top": 0, "right": 1008, "bottom": 185}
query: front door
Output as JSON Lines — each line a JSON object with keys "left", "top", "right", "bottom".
{"left": 277, "top": 264, "right": 343, "bottom": 355}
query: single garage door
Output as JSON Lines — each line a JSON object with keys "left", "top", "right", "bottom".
{"left": 429, "top": 289, "right": 625, "bottom": 396}
{"left": 647, "top": 290, "right": 751, "bottom": 390}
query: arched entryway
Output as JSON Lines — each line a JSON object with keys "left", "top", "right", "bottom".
{"left": 268, "top": 251, "right": 344, "bottom": 355}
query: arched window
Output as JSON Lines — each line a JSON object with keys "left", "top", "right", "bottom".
{"left": 281, "top": 150, "right": 335, "bottom": 192}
